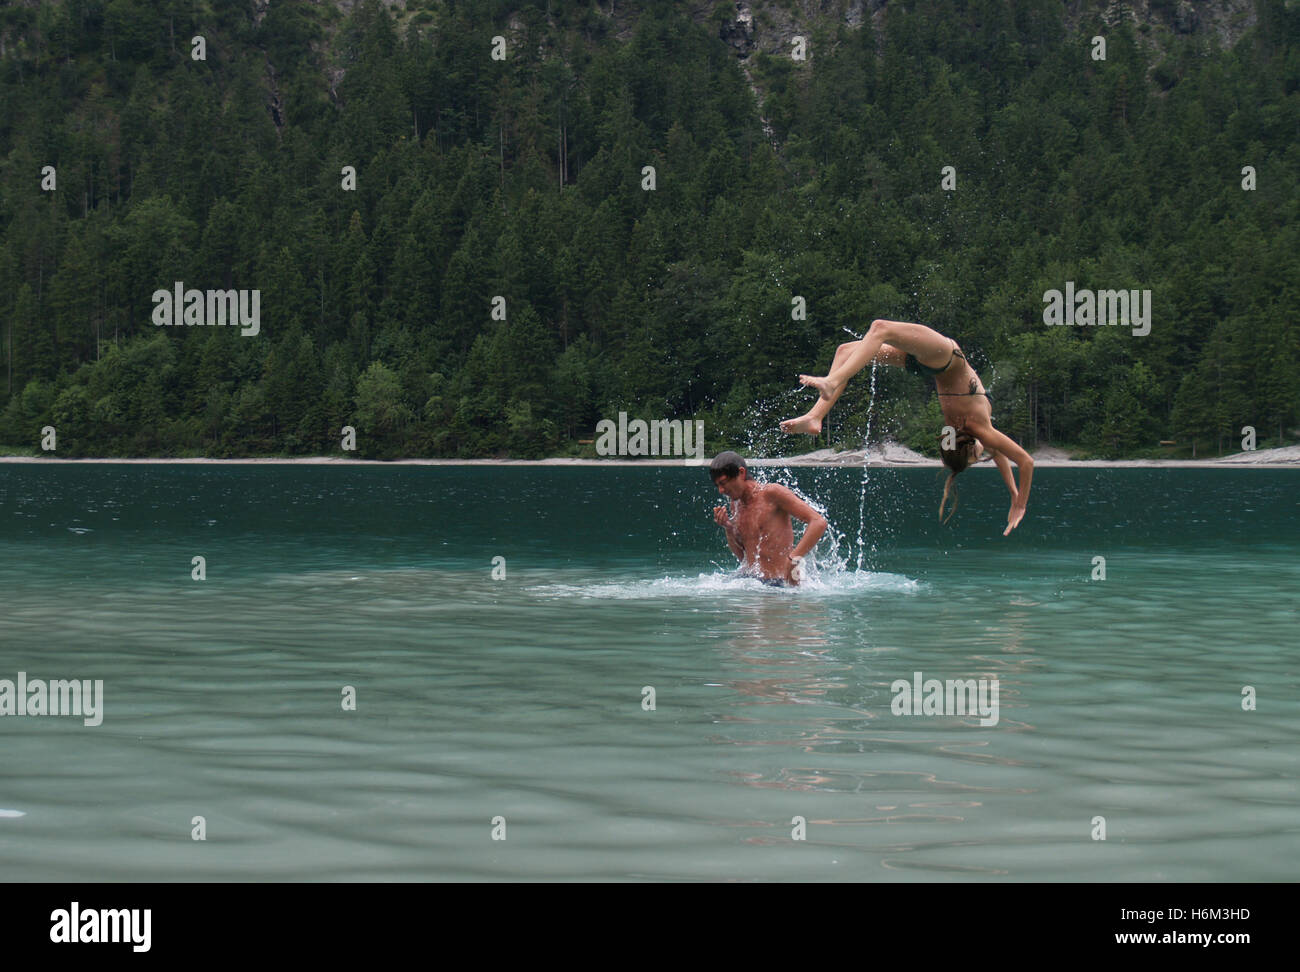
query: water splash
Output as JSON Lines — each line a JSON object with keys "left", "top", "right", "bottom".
{"left": 854, "top": 358, "right": 879, "bottom": 570}
{"left": 740, "top": 385, "right": 811, "bottom": 459}
{"left": 715, "top": 327, "right": 891, "bottom": 574}
{"left": 528, "top": 567, "right": 921, "bottom": 600}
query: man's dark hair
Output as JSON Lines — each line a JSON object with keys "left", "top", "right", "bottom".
{"left": 709, "top": 451, "right": 748, "bottom": 481}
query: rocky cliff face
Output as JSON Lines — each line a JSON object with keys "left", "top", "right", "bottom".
{"left": 705, "top": 0, "right": 1256, "bottom": 60}
{"left": 1085, "top": 0, "right": 1256, "bottom": 47}
{"left": 716, "top": 0, "right": 882, "bottom": 60}
{"left": 0, "top": 0, "right": 1262, "bottom": 60}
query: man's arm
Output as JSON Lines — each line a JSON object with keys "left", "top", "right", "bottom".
{"left": 771, "top": 486, "right": 829, "bottom": 559}
{"left": 713, "top": 503, "right": 745, "bottom": 561}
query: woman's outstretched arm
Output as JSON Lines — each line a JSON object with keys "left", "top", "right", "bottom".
{"left": 968, "top": 421, "right": 1033, "bottom": 535}
{"left": 991, "top": 450, "right": 1018, "bottom": 497}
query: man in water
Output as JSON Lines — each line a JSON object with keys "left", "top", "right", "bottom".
{"left": 710, "top": 451, "right": 828, "bottom": 587}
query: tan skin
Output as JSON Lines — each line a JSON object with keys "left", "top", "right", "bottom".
{"left": 712, "top": 467, "right": 829, "bottom": 585}
{"left": 780, "top": 319, "right": 1033, "bottom": 535}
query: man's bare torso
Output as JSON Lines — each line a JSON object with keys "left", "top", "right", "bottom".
{"left": 730, "top": 485, "right": 795, "bottom": 580}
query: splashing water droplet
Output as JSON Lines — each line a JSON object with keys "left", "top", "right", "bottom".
{"left": 854, "top": 359, "right": 879, "bottom": 570}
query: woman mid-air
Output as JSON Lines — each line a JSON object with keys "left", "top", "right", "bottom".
{"left": 780, "top": 319, "right": 1032, "bottom": 535}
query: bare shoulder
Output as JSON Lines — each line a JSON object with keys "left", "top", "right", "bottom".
{"left": 757, "top": 482, "right": 796, "bottom": 503}
{"left": 762, "top": 482, "right": 817, "bottom": 516}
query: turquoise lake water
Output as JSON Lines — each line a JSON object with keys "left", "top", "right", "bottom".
{"left": 0, "top": 463, "right": 1297, "bottom": 881}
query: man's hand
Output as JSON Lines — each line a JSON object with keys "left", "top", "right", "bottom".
{"left": 786, "top": 555, "right": 804, "bottom": 585}
{"left": 1004, "top": 497, "right": 1027, "bottom": 536}
{"left": 715, "top": 504, "right": 745, "bottom": 561}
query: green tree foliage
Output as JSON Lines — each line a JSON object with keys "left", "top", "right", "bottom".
{"left": 0, "top": 0, "right": 1296, "bottom": 457}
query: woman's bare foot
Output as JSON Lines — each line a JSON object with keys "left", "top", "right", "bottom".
{"left": 780, "top": 413, "right": 822, "bottom": 435}
{"left": 798, "top": 374, "right": 841, "bottom": 402}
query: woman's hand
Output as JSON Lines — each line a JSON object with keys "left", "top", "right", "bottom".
{"left": 1005, "top": 496, "right": 1027, "bottom": 535}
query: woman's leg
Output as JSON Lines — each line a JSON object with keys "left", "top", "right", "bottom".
{"left": 815, "top": 320, "right": 952, "bottom": 399}
{"left": 778, "top": 355, "right": 859, "bottom": 435}
{"left": 781, "top": 320, "right": 951, "bottom": 434}
{"left": 827, "top": 340, "right": 859, "bottom": 372}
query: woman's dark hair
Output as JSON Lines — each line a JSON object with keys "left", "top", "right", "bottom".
{"left": 937, "top": 429, "right": 981, "bottom": 523}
